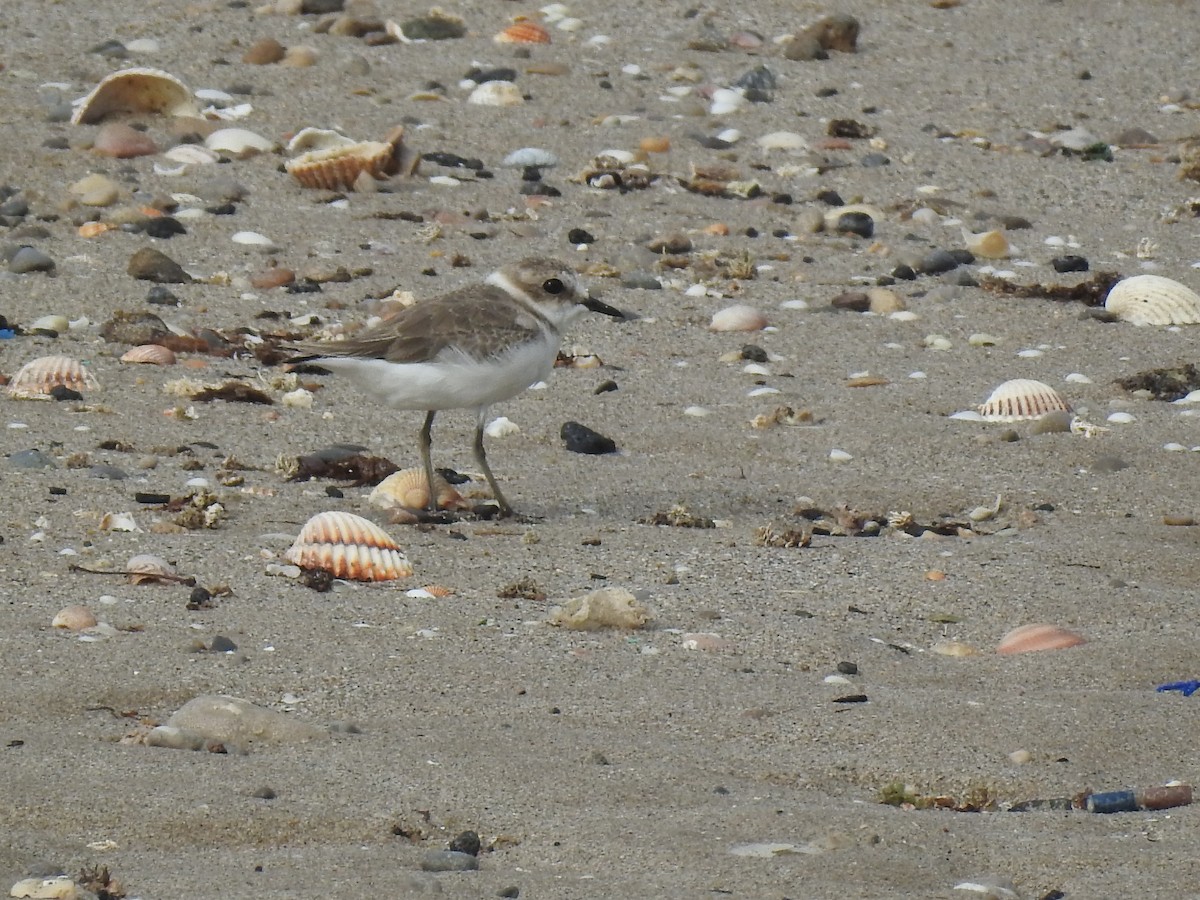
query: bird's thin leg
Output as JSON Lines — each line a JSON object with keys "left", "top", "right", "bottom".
{"left": 473, "top": 409, "right": 512, "bottom": 517}
{"left": 418, "top": 410, "right": 438, "bottom": 513}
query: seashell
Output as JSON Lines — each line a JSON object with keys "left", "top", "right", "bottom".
{"left": 548, "top": 587, "right": 650, "bottom": 630}
{"left": 368, "top": 468, "right": 469, "bottom": 512}
{"left": 468, "top": 81, "right": 525, "bottom": 107}
{"left": 1104, "top": 274, "right": 1200, "bottom": 326}
{"left": 978, "top": 379, "right": 1071, "bottom": 422}
{"left": 502, "top": 147, "right": 559, "bottom": 168}
{"left": 931, "top": 640, "right": 979, "bottom": 658}
{"left": 285, "top": 127, "right": 356, "bottom": 154}
{"left": 71, "top": 67, "right": 198, "bottom": 125}
{"left": 494, "top": 20, "right": 552, "bottom": 44}
{"left": 100, "top": 511, "right": 142, "bottom": 532}
{"left": 121, "top": 344, "right": 177, "bottom": 365}
{"left": 28, "top": 315, "right": 70, "bottom": 335}
{"left": 127, "top": 553, "right": 177, "bottom": 584}
{"left": 756, "top": 131, "right": 808, "bottom": 152}
{"left": 162, "top": 144, "right": 220, "bottom": 166}
{"left": 52, "top": 604, "right": 98, "bottom": 631}
{"left": 285, "top": 511, "right": 413, "bottom": 581}
{"left": 204, "top": 127, "right": 276, "bottom": 157}
{"left": 997, "top": 623, "right": 1086, "bottom": 655}
{"left": 7, "top": 355, "right": 99, "bottom": 399}
{"left": 709, "top": 88, "right": 745, "bottom": 116}
{"left": 285, "top": 140, "right": 400, "bottom": 191}
{"left": 78, "top": 221, "right": 118, "bottom": 238}
{"left": 962, "top": 227, "right": 1011, "bottom": 259}
{"left": 710, "top": 304, "right": 768, "bottom": 332}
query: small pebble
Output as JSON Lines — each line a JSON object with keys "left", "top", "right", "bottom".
{"left": 9, "top": 246, "right": 55, "bottom": 274}
{"left": 561, "top": 421, "right": 618, "bottom": 455}
{"left": 93, "top": 122, "right": 158, "bottom": 158}
{"left": 128, "top": 247, "right": 194, "bottom": 283}
{"left": 420, "top": 850, "right": 480, "bottom": 873}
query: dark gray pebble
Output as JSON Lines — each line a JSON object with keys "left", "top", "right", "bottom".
{"left": 740, "top": 344, "right": 768, "bottom": 363}
{"left": 859, "top": 153, "right": 890, "bottom": 167}
{"left": 49, "top": 385, "right": 82, "bottom": 402}
{"left": 9, "top": 246, "right": 55, "bottom": 274}
{"left": 88, "top": 465, "right": 128, "bottom": 480}
{"left": 836, "top": 661, "right": 859, "bottom": 675}
{"left": 561, "top": 421, "right": 617, "bottom": 455}
{"left": 620, "top": 272, "right": 662, "bottom": 290}
{"left": 1051, "top": 255, "right": 1089, "bottom": 273}
{"left": 146, "top": 286, "right": 180, "bottom": 306}
{"left": 209, "top": 635, "right": 238, "bottom": 653}
{"left": 568, "top": 228, "right": 596, "bottom": 244}
{"left": 916, "top": 250, "right": 959, "bottom": 275}
{"left": 128, "top": 247, "right": 193, "bottom": 283}
{"left": 449, "top": 830, "right": 481, "bottom": 856}
{"left": 142, "top": 217, "right": 187, "bottom": 239}
{"left": 250, "top": 786, "right": 277, "bottom": 799}
{"left": 0, "top": 198, "right": 29, "bottom": 217}
{"left": 833, "top": 211, "right": 873, "bottom": 238}
{"left": 420, "top": 850, "right": 480, "bottom": 873}
{"left": 9, "top": 449, "right": 57, "bottom": 469}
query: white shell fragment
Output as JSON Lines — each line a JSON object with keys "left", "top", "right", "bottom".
{"left": 285, "top": 511, "right": 413, "bottom": 581}
{"left": 204, "top": 127, "right": 276, "bottom": 157}
{"left": 7, "top": 355, "right": 99, "bottom": 399}
{"left": 468, "top": 81, "right": 525, "bottom": 107}
{"left": 548, "top": 588, "right": 650, "bottom": 630}
{"left": 710, "top": 304, "right": 768, "bottom": 332}
{"left": 978, "top": 379, "right": 1072, "bottom": 422}
{"left": 1104, "top": 274, "right": 1200, "bottom": 326}
{"left": 72, "top": 67, "right": 198, "bottom": 125}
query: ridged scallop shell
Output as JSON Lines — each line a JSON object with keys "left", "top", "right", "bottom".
{"left": 71, "top": 67, "right": 199, "bottom": 125}
{"left": 121, "top": 344, "right": 177, "bottom": 365}
{"left": 285, "top": 511, "right": 413, "bottom": 581}
{"left": 286, "top": 141, "right": 396, "bottom": 190}
{"left": 494, "top": 21, "right": 551, "bottom": 44}
{"left": 1104, "top": 274, "right": 1200, "bottom": 326}
{"left": 997, "top": 623, "right": 1086, "bottom": 655}
{"left": 7, "top": 355, "right": 99, "bottom": 399}
{"left": 127, "top": 553, "right": 178, "bottom": 584}
{"left": 978, "top": 379, "right": 1071, "bottom": 422}
{"left": 368, "top": 468, "right": 470, "bottom": 512}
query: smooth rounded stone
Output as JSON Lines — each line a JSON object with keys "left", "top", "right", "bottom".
{"left": 1029, "top": 410, "right": 1074, "bottom": 435}
{"left": 1051, "top": 254, "right": 1088, "bottom": 273}
{"left": 832, "top": 211, "right": 873, "bottom": 238}
{"left": 917, "top": 250, "right": 959, "bottom": 275}
{"left": 146, "top": 285, "right": 180, "bottom": 306}
{"left": 89, "top": 38, "right": 128, "bottom": 57}
{"left": 93, "top": 122, "right": 159, "bottom": 158}
{"left": 143, "top": 216, "right": 187, "bottom": 239}
{"left": 448, "top": 830, "right": 481, "bottom": 856}
{"left": 89, "top": 464, "right": 128, "bottom": 480}
{"left": 831, "top": 290, "right": 869, "bottom": 312}
{"left": 9, "top": 875, "right": 80, "bottom": 899}
{"left": 783, "top": 32, "right": 826, "bottom": 61}
{"left": 420, "top": 850, "right": 479, "bottom": 873}
{"left": 0, "top": 196, "right": 29, "bottom": 217}
{"left": 561, "top": 421, "right": 618, "bottom": 455}
{"left": 101, "top": 310, "right": 170, "bottom": 345}
{"left": 9, "top": 246, "right": 55, "bottom": 274}
{"left": 128, "top": 247, "right": 193, "bottom": 283}
{"left": 243, "top": 37, "right": 286, "bottom": 65}
{"left": 804, "top": 13, "right": 860, "bottom": 52}
{"left": 9, "top": 449, "right": 57, "bottom": 469}
{"left": 209, "top": 634, "right": 238, "bottom": 652}
{"left": 166, "top": 694, "right": 327, "bottom": 745}
{"left": 145, "top": 725, "right": 212, "bottom": 752}
{"left": 620, "top": 271, "right": 662, "bottom": 290}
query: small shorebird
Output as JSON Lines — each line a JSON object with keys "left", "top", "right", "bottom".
{"left": 290, "top": 257, "right": 625, "bottom": 517}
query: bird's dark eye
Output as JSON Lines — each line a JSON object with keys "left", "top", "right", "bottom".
{"left": 542, "top": 277, "right": 565, "bottom": 295}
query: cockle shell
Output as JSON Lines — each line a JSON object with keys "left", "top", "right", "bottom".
{"left": 121, "top": 344, "right": 177, "bottom": 365}
{"left": 286, "top": 140, "right": 397, "bottom": 190}
{"left": 368, "top": 468, "right": 470, "bottom": 512}
{"left": 997, "top": 623, "right": 1086, "bottom": 655}
{"left": 1104, "top": 274, "right": 1200, "bottom": 326}
{"left": 52, "top": 604, "right": 98, "bottom": 631}
{"left": 285, "top": 511, "right": 413, "bottom": 581}
{"left": 468, "top": 81, "right": 525, "bottom": 107}
{"left": 494, "top": 21, "right": 551, "bottom": 44}
{"left": 127, "top": 553, "right": 178, "bottom": 584}
{"left": 978, "top": 379, "right": 1071, "bottom": 422}
{"left": 71, "top": 67, "right": 199, "bottom": 125}
{"left": 7, "top": 355, "right": 99, "bottom": 399}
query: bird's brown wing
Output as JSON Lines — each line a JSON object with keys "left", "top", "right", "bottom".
{"left": 292, "top": 287, "right": 545, "bottom": 364}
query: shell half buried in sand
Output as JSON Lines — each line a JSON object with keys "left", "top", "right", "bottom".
{"left": 7, "top": 355, "right": 99, "bottom": 399}
{"left": 368, "top": 468, "right": 470, "bottom": 512}
{"left": 285, "top": 511, "right": 413, "bottom": 581}
{"left": 978, "top": 379, "right": 1071, "bottom": 422}
{"left": 1104, "top": 274, "right": 1200, "bottom": 326}
{"left": 997, "top": 623, "right": 1086, "bottom": 655}
{"left": 72, "top": 67, "right": 199, "bottom": 125}
{"left": 494, "top": 21, "right": 552, "bottom": 44}
{"left": 285, "top": 126, "right": 417, "bottom": 191}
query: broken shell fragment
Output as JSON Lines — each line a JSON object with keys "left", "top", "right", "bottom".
{"left": 285, "top": 511, "right": 413, "bottom": 581}
{"left": 71, "top": 67, "right": 198, "bottom": 125}
{"left": 1104, "top": 274, "right": 1200, "bottom": 326}
{"left": 367, "top": 468, "right": 470, "bottom": 512}
{"left": 127, "top": 553, "right": 178, "bottom": 584}
{"left": 997, "top": 623, "right": 1086, "bottom": 655}
{"left": 285, "top": 127, "right": 416, "bottom": 191}
{"left": 710, "top": 304, "right": 768, "bottom": 332}
{"left": 7, "top": 355, "right": 99, "bottom": 399}
{"left": 204, "top": 127, "right": 276, "bottom": 158}
{"left": 52, "top": 604, "right": 98, "bottom": 631}
{"left": 468, "top": 81, "right": 525, "bottom": 107}
{"left": 548, "top": 587, "right": 650, "bottom": 630}
{"left": 121, "top": 344, "right": 177, "bottom": 365}
{"left": 962, "top": 227, "right": 1012, "bottom": 260}
{"left": 494, "top": 21, "right": 551, "bottom": 44}
{"left": 978, "top": 379, "right": 1071, "bottom": 422}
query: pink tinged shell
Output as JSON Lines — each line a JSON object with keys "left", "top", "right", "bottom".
{"left": 996, "top": 624, "right": 1086, "bottom": 655}
{"left": 92, "top": 122, "right": 159, "bottom": 158}
{"left": 71, "top": 67, "right": 198, "bottom": 125}
{"left": 285, "top": 511, "right": 413, "bottom": 581}
{"left": 121, "top": 344, "right": 177, "bottom": 365}
{"left": 493, "top": 21, "right": 552, "bottom": 44}
{"left": 978, "top": 379, "right": 1070, "bottom": 422}
{"left": 368, "top": 468, "right": 469, "bottom": 512}
{"left": 7, "top": 355, "right": 99, "bottom": 399}
{"left": 52, "top": 604, "right": 98, "bottom": 631}
{"left": 709, "top": 304, "right": 768, "bottom": 332}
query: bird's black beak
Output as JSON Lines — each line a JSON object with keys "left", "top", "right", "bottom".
{"left": 584, "top": 295, "right": 631, "bottom": 320}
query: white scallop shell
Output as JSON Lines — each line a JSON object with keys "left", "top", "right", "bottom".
{"left": 368, "top": 468, "right": 469, "bottom": 512}
{"left": 71, "top": 67, "right": 198, "bottom": 125}
{"left": 121, "top": 344, "right": 177, "bottom": 365}
{"left": 468, "top": 81, "right": 525, "bottom": 107}
{"left": 7, "top": 355, "right": 99, "bottom": 399}
{"left": 285, "top": 511, "right": 413, "bottom": 581}
{"left": 1104, "top": 274, "right": 1200, "bottom": 326}
{"left": 204, "top": 127, "right": 276, "bottom": 157}
{"left": 978, "top": 379, "right": 1072, "bottom": 422}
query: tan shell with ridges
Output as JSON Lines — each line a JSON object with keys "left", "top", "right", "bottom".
{"left": 1104, "top": 274, "right": 1200, "bottom": 326}
{"left": 121, "top": 344, "right": 177, "bottom": 365}
{"left": 285, "top": 511, "right": 413, "bottom": 581}
{"left": 494, "top": 21, "right": 551, "bottom": 44}
{"left": 72, "top": 67, "right": 199, "bottom": 125}
{"left": 368, "top": 468, "right": 469, "bottom": 512}
{"left": 978, "top": 379, "right": 1071, "bottom": 422}
{"left": 7, "top": 355, "right": 99, "bottom": 399}
{"left": 997, "top": 623, "right": 1086, "bottom": 655}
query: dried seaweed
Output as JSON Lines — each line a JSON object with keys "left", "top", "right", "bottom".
{"left": 1116, "top": 363, "right": 1200, "bottom": 401}
{"left": 978, "top": 270, "right": 1121, "bottom": 307}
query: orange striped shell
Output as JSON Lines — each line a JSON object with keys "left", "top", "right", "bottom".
{"left": 494, "top": 21, "right": 551, "bottom": 44}
{"left": 285, "top": 511, "right": 413, "bottom": 581}
{"left": 997, "top": 624, "right": 1086, "bottom": 655}
{"left": 978, "top": 379, "right": 1071, "bottom": 422}
{"left": 7, "top": 355, "right": 99, "bottom": 399}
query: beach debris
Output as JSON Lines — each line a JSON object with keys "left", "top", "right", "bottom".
{"left": 978, "top": 379, "right": 1072, "bottom": 422}
{"left": 978, "top": 270, "right": 1120, "bottom": 305}
{"left": 389, "top": 9, "right": 467, "bottom": 42}
{"left": 996, "top": 624, "right": 1086, "bottom": 655}
{"left": 1087, "top": 784, "right": 1192, "bottom": 813}
{"left": 468, "top": 81, "right": 524, "bottom": 107}
{"left": 71, "top": 67, "right": 198, "bottom": 125}
{"left": 1117, "top": 363, "right": 1200, "bottom": 401}
{"left": 1156, "top": 680, "right": 1200, "bottom": 697}
{"left": 642, "top": 504, "right": 715, "bottom": 528}
{"left": 7, "top": 355, "right": 98, "bottom": 399}
{"left": 285, "top": 511, "right": 413, "bottom": 581}
{"left": 548, "top": 587, "right": 650, "bottom": 630}
{"left": 560, "top": 421, "right": 617, "bottom": 455}
{"left": 952, "top": 875, "right": 1020, "bottom": 899}
{"left": 281, "top": 449, "right": 399, "bottom": 485}
{"left": 1104, "top": 274, "right": 1200, "bottom": 326}
{"left": 9, "top": 875, "right": 85, "bottom": 899}
{"left": 879, "top": 781, "right": 999, "bottom": 812}
{"left": 961, "top": 227, "right": 1012, "bottom": 259}
{"left": 285, "top": 125, "right": 417, "bottom": 190}
{"left": 368, "top": 467, "right": 470, "bottom": 513}
{"left": 153, "top": 694, "right": 328, "bottom": 749}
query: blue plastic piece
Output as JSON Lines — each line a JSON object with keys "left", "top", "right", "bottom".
{"left": 1087, "top": 790, "right": 1139, "bottom": 813}
{"left": 1156, "top": 681, "right": 1200, "bottom": 697}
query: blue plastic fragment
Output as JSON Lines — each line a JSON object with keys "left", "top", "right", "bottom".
{"left": 1087, "top": 790, "right": 1139, "bottom": 814}
{"left": 0, "top": 329, "right": 15, "bottom": 339}
{"left": 1156, "top": 680, "right": 1200, "bottom": 697}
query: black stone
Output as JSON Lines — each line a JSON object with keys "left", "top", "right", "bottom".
{"left": 815, "top": 189, "right": 844, "bottom": 206}
{"left": 421, "top": 151, "right": 484, "bottom": 170}
{"left": 890, "top": 264, "right": 917, "bottom": 281}
{"left": 740, "top": 345, "right": 768, "bottom": 363}
{"left": 836, "top": 661, "right": 858, "bottom": 675}
{"left": 520, "top": 182, "right": 560, "bottom": 197}
{"left": 1051, "top": 255, "right": 1089, "bottom": 273}
{"left": 568, "top": 228, "right": 596, "bottom": 244}
{"left": 209, "top": 635, "right": 238, "bottom": 652}
{"left": 948, "top": 248, "right": 976, "bottom": 265}
{"left": 449, "top": 830, "right": 481, "bottom": 856}
{"left": 146, "top": 286, "right": 180, "bottom": 306}
{"left": 561, "top": 421, "right": 617, "bottom": 455}
{"left": 49, "top": 385, "right": 83, "bottom": 402}
{"left": 833, "top": 211, "right": 873, "bottom": 238}
{"left": 143, "top": 216, "right": 187, "bottom": 239}
{"left": 916, "top": 250, "right": 959, "bottom": 275}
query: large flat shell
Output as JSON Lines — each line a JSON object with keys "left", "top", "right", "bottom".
{"left": 1104, "top": 274, "right": 1200, "bottom": 326}
{"left": 978, "top": 379, "right": 1070, "bottom": 422}
{"left": 72, "top": 67, "right": 199, "bottom": 125}
{"left": 7, "top": 355, "right": 99, "bottom": 399}
{"left": 285, "top": 511, "right": 413, "bottom": 581}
